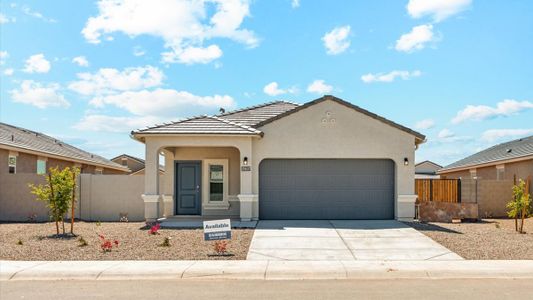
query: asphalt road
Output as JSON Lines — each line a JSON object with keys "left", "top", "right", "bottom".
{"left": 1, "top": 279, "right": 529, "bottom": 300}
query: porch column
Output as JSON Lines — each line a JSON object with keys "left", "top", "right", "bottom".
{"left": 161, "top": 149, "right": 175, "bottom": 217}
{"left": 142, "top": 141, "right": 160, "bottom": 222}
{"left": 238, "top": 139, "right": 257, "bottom": 221}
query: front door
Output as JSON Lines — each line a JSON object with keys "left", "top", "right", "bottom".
{"left": 175, "top": 161, "right": 201, "bottom": 215}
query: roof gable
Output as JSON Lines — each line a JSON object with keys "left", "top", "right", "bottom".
{"left": 255, "top": 96, "right": 426, "bottom": 141}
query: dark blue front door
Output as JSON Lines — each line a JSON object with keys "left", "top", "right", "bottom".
{"left": 175, "top": 161, "right": 201, "bottom": 215}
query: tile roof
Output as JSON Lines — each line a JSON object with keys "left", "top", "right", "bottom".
{"left": 133, "top": 101, "right": 298, "bottom": 135}
{"left": 0, "top": 122, "right": 128, "bottom": 171}
{"left": 132, "top": 96, "right": 424, "bottom": 142}
{"left": 439, "top": 135, "right": 533, "bottom": 172}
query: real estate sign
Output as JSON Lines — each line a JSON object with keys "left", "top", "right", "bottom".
{"left": 203, "top": 219, "right": 231, "bottom": 241}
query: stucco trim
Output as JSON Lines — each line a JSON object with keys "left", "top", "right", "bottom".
{"left": 254, "top": 95, "right": 426, "bottom": 142}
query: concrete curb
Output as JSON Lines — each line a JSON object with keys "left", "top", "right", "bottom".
{"left": 2, "top": 260, "right": 533, "bottom": 281}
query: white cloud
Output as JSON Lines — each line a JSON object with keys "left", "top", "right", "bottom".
{"left": 291, "top": 0, "right": 300, "bottom": 8}
{"left": 72, "top": 56, "right": 89, "bottom": 67}
{"left": 3, "top": 68, "right": 14, "bottom": 76}
{"left": 263, "top": 82, "right": 297, "bottom": 96}
{"left": 395, "top": 24, "right": 435, "bottom": 53}
{"left": 407, "top": 0, "right": 471, "bottom": 22}
{"left": 162, "top": 45, "right": 222, "bottom": 64}
{"left": 133, "top": 46, "right": 146, "bottom": 57}
{"left": 89, "top": 89, "right": 236, "bottom": 118}
{"left": 415, "top": 119, "right": 435, "bottom": 130}
{"left": 10, "top": 80, "right": 69, "bottom": 109}
{"left": 68, "top": 65, "right": 164, "bottom": 95}
{"left": 361, "top": 70, "right": 421, "bottom": 83}
{"left": 452, "top": 99, "right": 533, "bottom": 124}
{"left": 263, "top": 82, "right": 285, "bottom": 96}
{"left": 23, "top": 53, "right": 51, "bottom": 73}
{"left": 306, "top": 80, "right": 333, "bottom": 94}
{"left": 82, "top": 0, "right": 258, "bottom": 65}
{"left": 322, "top": 25, "right": 351, "bottom": 55}
{"left": 0, "top": 13, "right": 15, "bottom": 24}
{"left": 73, "top": 115, "right": 161, "bottom": 133}
{"left": 438, "top": 128, "right": 455, "bottom": 139}
{"left": 481, "top": 129, "right": 533, "bottom": 142}
{"left": 21, "top": 5, "right": 57, "bottom": 23}
{"left": 0, "top": 51, "right": 8, "bottom": 65}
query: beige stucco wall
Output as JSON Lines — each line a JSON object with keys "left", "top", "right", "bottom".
{"left": 252, "top": 99, "right": 417, "bottom": 219}
{"left": 0, "top": 173, "right": 149, "bottom": 222}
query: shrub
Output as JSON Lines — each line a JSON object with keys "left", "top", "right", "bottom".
{"left": 149, "top": 223, "right": 161, "bottom": 235}
{"left": 98, "top": 234, "right": 119, "bottom": 252}
{"left": 78, "top": 236, "right": 88, "bottom": 247}
{"left": 16, "top": 239, "right": 23, "bottom": 246}
{"left": 159, "top": 237, "right": 171, "bottom": 247}
{"left": 214, "top": 240, "right": 228, "bottom": 254}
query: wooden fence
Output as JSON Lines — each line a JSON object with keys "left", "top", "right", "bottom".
{"left": 415, "top": 179, "right": 461, "bottom": 203}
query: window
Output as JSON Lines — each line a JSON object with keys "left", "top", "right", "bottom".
{"left": 496, "top": 165, "right": 505, "bottom": 180}
{"left": 37, "top": 160, "right": 46, "bottom": 175}
{"left": 209, "top": 165, "right": 224, "bottom": 201}
{"left": 8, "top": 155, "right": 16, "bottom": 174}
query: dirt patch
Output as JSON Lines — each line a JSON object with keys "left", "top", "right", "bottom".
{"left": 0, "top": 222, "right": 254, "bottom": 260}
{"left": 405, "top": 218, "right": 533, "bottom": 260}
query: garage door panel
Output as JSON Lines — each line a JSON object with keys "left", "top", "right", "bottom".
{"left": 259, "top": 159, "right": 394, "bottom": 220}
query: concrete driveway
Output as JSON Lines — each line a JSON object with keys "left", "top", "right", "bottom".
{"left": 247, "top": 220, "right": 462, "bottom": 261}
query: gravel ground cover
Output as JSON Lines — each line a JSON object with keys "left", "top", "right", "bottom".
{"left": 0, "top": 222, "right": 254, "bottom": 260}
{"left": 406, "top": 218, "right": 533, "bottom": 260}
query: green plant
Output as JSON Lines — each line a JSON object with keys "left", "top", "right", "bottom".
{"left": 78, "top": 236, "right": 88, "bottom": 247}
{"left": 98, "top": 234, "right": 119, "bottom": 252}
{"left": 159, "top": 237, "right": 171, "bottom": 247}
{"left": 507, "top": 179, "right": 532, "bottom": 233}
{"left": 29, "top": 166, "right": 80, "bottom": 235}
{"left": 495, "top": 222, "right": 500, "bottom": 229}
{"left": 16, "top": 239, "right": 23, "bottom": 245}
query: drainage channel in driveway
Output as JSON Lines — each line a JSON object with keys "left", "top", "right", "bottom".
{"left": 246, "top": 220, "right": 463, "bottom": 261}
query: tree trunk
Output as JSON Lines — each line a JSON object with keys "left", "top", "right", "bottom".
{"left": 61, "top": 217, "right": 65, "bottom": 235}
{"left": 55, "top": 218, "right": 59, "bottom": 235}
{"left": 49, "top": 174, "right": 59, "bottom": 235}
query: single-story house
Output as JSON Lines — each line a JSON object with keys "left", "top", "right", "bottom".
{"left": 132, "top": 95, "right": 426, "bottom": 222}
{"left": 0, "top": 122, "right": 129, "bottom": 175}
{"left": 438, "top": 135, "right": 533, "bottom": 182}
{"left": 111, "top": 153, "right": 165, "bottom": 175}
{"left": 415, "top": 160, "right": 442, "bottom": 179}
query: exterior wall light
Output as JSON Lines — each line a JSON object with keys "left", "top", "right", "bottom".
{"left": 243, "top": 157, "right": 248, "bottom": 165}
{"left": 404, "top": 157, "right": 409, "bottom": 166}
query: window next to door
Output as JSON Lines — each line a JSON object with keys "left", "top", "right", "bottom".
{"left": 203, "top": 159, "right": 229, "bottom": 209}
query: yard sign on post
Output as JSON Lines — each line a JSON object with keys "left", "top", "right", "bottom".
{"left": 203, "top": 219, "right": 231, "bottom": 241}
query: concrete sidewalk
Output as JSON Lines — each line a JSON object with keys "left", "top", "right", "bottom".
{"left": 2, "top": 260, "right": 533, "bottom": 281}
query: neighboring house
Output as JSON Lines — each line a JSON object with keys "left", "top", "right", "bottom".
{"left": 438, "top": 135, "right": 533, "bottom": 181}
{"left": 111, "top": 154, "right": 164, "bottom": 175}
{"left": 0, "top": 122, "right": 129, "bottom": 175}
{"left": 132, "top": 95, "right": 425, "bottom": 222}
{"left": 415, "top": 160, "right": 442, "bottom": 179}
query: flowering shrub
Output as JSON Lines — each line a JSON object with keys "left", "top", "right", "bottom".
{"left": 214, "top": 240, "right": 228, "bottom": 254}
{"left": 149, "top": 223, "right": 161, "bottom": 235}
{"left": 98, "top": 234, "right": 119, "bottom": 252}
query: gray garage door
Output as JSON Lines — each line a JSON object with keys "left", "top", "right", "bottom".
{"left": 259, "top": 159, "right": 394, "bottom": 220}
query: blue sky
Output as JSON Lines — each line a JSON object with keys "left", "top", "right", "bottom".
{"left": 1, "top": 0, "right": 532, "bottom": 165}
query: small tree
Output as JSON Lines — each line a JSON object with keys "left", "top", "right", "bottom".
{"left": 506, "top": 179, "right": 532, "bottom": 234}
{"left": 29, "top": 166, "right": 80, "bottom": 235}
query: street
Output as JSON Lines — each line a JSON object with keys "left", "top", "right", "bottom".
{"left": 1, "top": 279, "right": 529, "bottom": 300}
